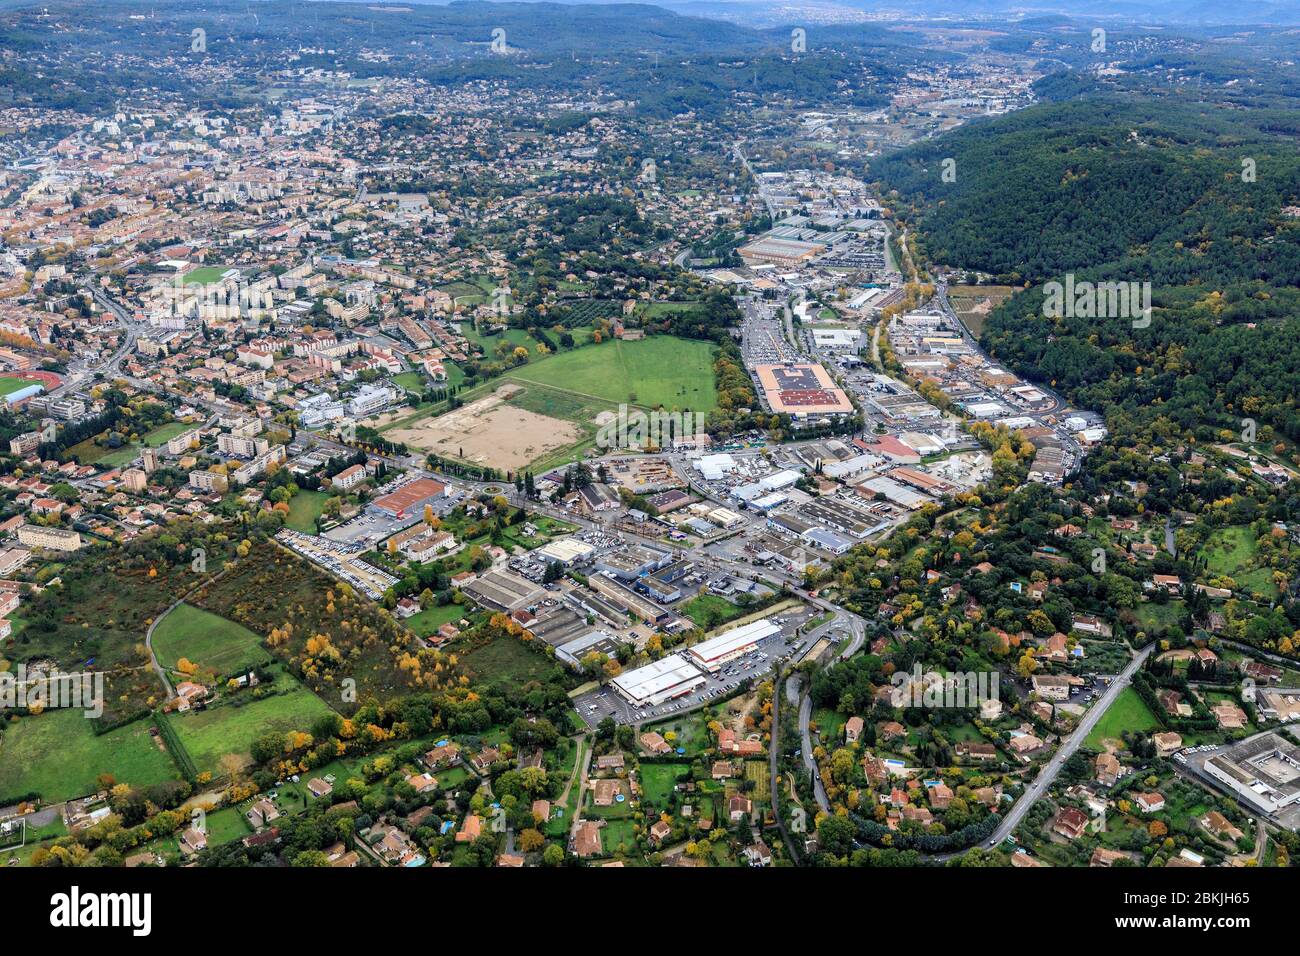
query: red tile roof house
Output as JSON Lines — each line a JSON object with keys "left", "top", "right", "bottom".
{"left": 1053, "top": 807, "right": 1090, "bottom": 841}
{"left": 844, "top": 715, "right": 864, "bottom": 743}
{"left": 1135, "top": 792, "right": 1166, "bottom": 814}
{"left": 573, "top": 819, "right": 604, "bottom": 858}
{"left": 927, "top": 782, "right": 954, "bottom": 809}
{"left": 728, "top": 795, "right": 753, "bottom": 823}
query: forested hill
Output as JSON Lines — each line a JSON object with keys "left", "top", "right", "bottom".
{"left": 870, "top": 97, "right": 1300, "bottom": 286}
{"left": 870, "top": 94, "right": 1300, "bottom": 447}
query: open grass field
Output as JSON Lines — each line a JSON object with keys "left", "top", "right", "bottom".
{"left": 639, "top": 762, "right": 690, "bottom": 808}
{"left": 142, "top": 422, "right": 193, "bottom": 447}
{"left": 681, "top": 593, "right": 745, "bottom": 630}
{"left": 380, "top": 335, "right": 718, "bottom": 470}
{"left": 1203, "top": 525, "right": 1278, "bottom": 599}
{"left": 404, "top": 603, "right": 472, "bottom": 638}
{"left": 169, "top": 679, "right": 336, "bottom": 776}
{"left": 504, "top": 336, "right": 718, "bottom": 411}
{"left": 151, "top": 602, "right": 271, "bottom": 677}
{"left": 0, "top": 710, "right": 179, "bottom": 802}
{"left": 458, "top": 633, "right": 567, "bottom": 687}
{"left": 1085, "top": 687, "right": 1161, "bottom": 750}
{"left": 184, "top": 265, "right": 232, "bottom": 285}
{"left": 284, "top": 490, "right": 330, "bottom": 533}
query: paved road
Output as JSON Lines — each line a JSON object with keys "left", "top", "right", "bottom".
{"left": 143, "top": 600, "right": 181, "bottom": 698}
{"left": 788, "top": 609, "right": 865, "bottom": 815}
{"left": 969, "top": 642, "right": 1154, "bottom": 853}
{"left": 768, "top": 661, "right": 800, "bottom": 862}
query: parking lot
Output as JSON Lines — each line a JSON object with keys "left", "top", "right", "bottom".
{"left": 323, "top": 480, "right": 464, "bottom": 547}
{"left": 571, "top": 606, "right": 820, "bottom": 728}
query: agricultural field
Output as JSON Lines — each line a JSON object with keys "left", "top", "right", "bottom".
{"left": 946, "top": 285, "right": 1014, "bottom": 338}
{"left": 168, "top": 673, "right": 336, "bottom": 776}
{"left": 150, "top": 602, "right": 271, "bottom": 678}
{"left": 504, "top": 336, "right": 718, "bottom": 411}
{"left": 0, "top": 710, "right": 179, "bottom": 803}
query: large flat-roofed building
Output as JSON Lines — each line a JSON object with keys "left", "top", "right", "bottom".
{"left": 555, "top": 629, "right": 625, "bottom": 669}
{"left": 688, "top": 619, "right": 780, "bottom": 672}
{"left": 461, "top": 568, "right": 545, "bottom": 612}
{"left": 533, "top": 538, "right": 597, "bottom": 566}
{"left": 595, "top": 544, "right": 671, "bottom": 582}
{"left": 373, "top": 477, "right": 447, "bottom": 518}
{"left": 1204, "top": 732, "right": 1300, "bottom": 817}
{"left": 17, "top": 524, "right": 82, "bottom": 552}
{"left": 737, "top": 236, "right": 825, "bottom": 268}
{"left": 612, "top": 655, "right": 707, "bottom": 708}
{"left": 587, "top": 572, "right": 671, "bottom": 624}
{"left": 754, "top": 364, "right": 854, "bottom": 416}
{"left": 525, "top": 605, "right": 595, "bottom": 648}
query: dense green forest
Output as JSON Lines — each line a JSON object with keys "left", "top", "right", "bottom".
{"left": 873, "top": 94, "right": 1300, "bottom": 445}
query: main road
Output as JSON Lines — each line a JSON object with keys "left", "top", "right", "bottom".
{"left": 954, "top": 641, "right": 1154, "bottom": 855}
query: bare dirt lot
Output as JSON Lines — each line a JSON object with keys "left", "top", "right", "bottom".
{"left": 386, "top": 389, "right": 582, "bottom": 470}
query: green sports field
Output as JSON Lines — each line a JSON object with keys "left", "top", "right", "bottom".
{"left": 0, "top": 709, "right": 179, "bottom": 802}
{"left": 151, "top": 602, "right": 272, "bottom": 677}
{"left": 0, "top": 376, "right": 33, "bottom": 398}
{"left": 183, "top": 265, "right": 232, "bottom": 285}
{"left": 504, "top": 337, "right": 718, "bottom": 411}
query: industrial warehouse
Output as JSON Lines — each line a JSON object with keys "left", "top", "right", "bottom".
{"left": 611, "top": 619, "right": 782, "bottom": 707}
{"left": 611, "top": 655, "right": 707, "bottom": 709}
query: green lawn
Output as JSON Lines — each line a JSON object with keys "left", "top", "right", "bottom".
{"left": 202, "top": 805, "right": 253, "bottom": 847}
{"left": 640, "top": 762, "right": 690, "bottom": 808}
{"left": 169, "top": 681, "right": 336, "bottom": 776}
{"left": 504, "top": 337, "right": 718, "bottom": 411}
{"left": 404, "top": 603, "right": 472, "bottom": 638}
{"left": 602, "top": 818, "right": 638, "bottom": 855}
{"left": 285, "top": 490, "right": 330, "bottom": 533}
{"left": 151, "top": 602, "right": 271, "bottom": 677}
{"left": 1085, "top": 687, "right": 1161, "bottom": 750}
{"left": 1203, "top": 525, "right": 1277, "bottom": 599}
{"left": 682, "top": 594, "right": 745, "bottom": 630}
{"left": 0, "top": 710, "right": 179, "bottom": 802}
{"left": 142, "top": 422, "right": 193, "bottom": 447}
